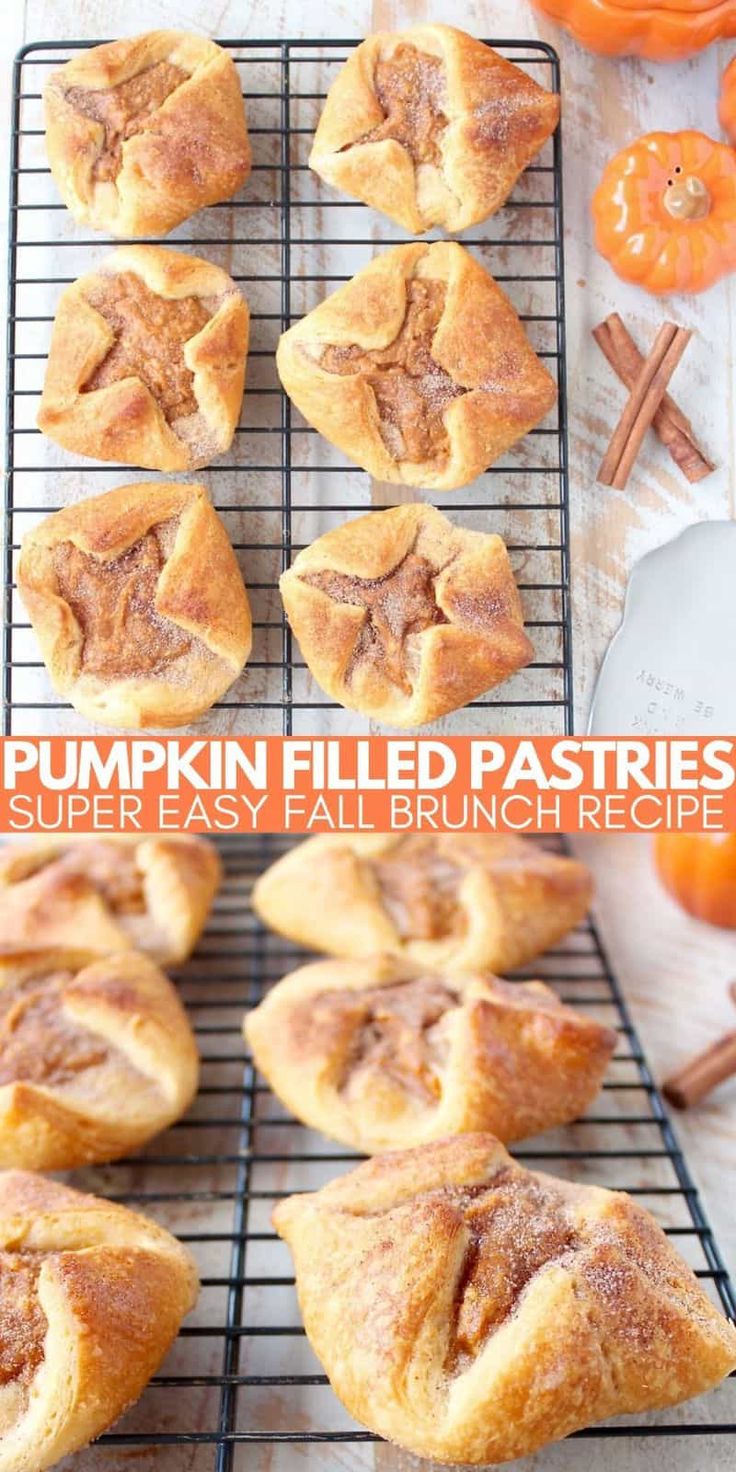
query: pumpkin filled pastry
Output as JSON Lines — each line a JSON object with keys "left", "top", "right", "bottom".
{"left": 18, "top": 482, "right": 252, "bottom": 729}
{"left": 276, "top": 241, "right": 557, "bottom": 491}
{"left": 0, "top": 836, "right": 220, "bottom": 965}
{"left": 0, "top": 950, "right": 198, "bottom": 1170}
{"left": 252, "top": 833, "right": 593, "bottom": 973}
{"left": 44, "top": 30, "right": 251, "bottom": 236}
{"left": 245, "top": 957, "right": 616, "bottom": 1152}
{"left": 275, "top": 1134, "right": 736, "bottom": 1465}
{"left": 280, "top": 504, "right": 532, "bottom": 726}
{"left": 37, "top": 247, "right": 249, "bottom": 472}
{"left": 309, "top": 24, "right": 560, "bottom": 234}
{"left": 0, "top": 1171, "right": 198, "bottom": 1472}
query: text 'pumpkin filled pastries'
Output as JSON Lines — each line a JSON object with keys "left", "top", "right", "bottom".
{"left": 0, "top": 836, "right": 220, "bottom": 965}
{"left": 281, "top": 504, "right": 532, "bottom": 727}
{"left": 37, "top": 247, "right": 249, "bottom": 473}
{"left": 245, "top": 957, "right": 616, "bottom": 1153}
{"left": 310, "top": 25, "right": 560, "bottom": 234}
{"left": 252, "top": 833, "right": 593, "bottom": 974}
{"left": 44, "top": 31, "right": 251, "bottom": 237}
{"left": 0, "top": 1171, "right": 198, "bottom": 1472}
{"left": 18, "top": 483, "right": 252, "bottom": 729}
{"left": 275, "top": 1135, "right": 736, "bottom": 1464}
{"left": 0, "top": 950, "right": 198, "bottom": 1170}
{"left": 276, "top": 241, "right": 557, "bottom": 491}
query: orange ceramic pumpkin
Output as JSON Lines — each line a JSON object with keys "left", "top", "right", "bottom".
{"left": 592, "top": 130, "right": 736, "bottom": 294}
{"left": 655, "top": 834, "right": 736, "bottom": 927}
{"left": 719, "top": 56, "right": 736, "bottom": 142}
{"left": 531, "top": 0, "right": 736, "bottom": 61}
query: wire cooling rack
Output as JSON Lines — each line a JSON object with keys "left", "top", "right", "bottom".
{"left": 5, "top": 38, "right": 573, "bottom": 738}
{"left": 60, "top": 835, "right": 735, "bottom": 1471}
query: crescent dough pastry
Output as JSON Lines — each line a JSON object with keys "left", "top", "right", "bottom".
{"left": 44, "top": 31, "right": 251, "bottom": 236}
{"left": 0, "top": 949, "right": 198, "bottom": 1169}
{"left": 276, "top": 242, "right": 557, "bottom": 491}
{"left": 37, "top": 247, "right": 249, "bottom": 473}
{"left": 245, "top": 957, "right": 616, "bottom": 1152}
{"left": 274, "top": 1134, "right": 736, "bottom": 1465}
{"left": 310, "top": 25, "right": 560, "bottom": 234}
{"left": 0, "top": 1169, "right": 198, "bottom": 1472}
{"left": 280, "top": 504, "right": 533, "bottom": 726}
{"left": 0, "top": 836, "right": 221, "bottom": 965}
{"left": 18, "top": 482, "right": 252, "bottom": 729}
{"left": 252, "top": 834, "right": 593, "bottom": 974}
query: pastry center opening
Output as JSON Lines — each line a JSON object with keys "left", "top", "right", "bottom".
{"left": 317, "top": 278, "right": 464, "bottom": 464}
{"left": 0, "top": 969, "right": 111, "bottom": 1088}
{"left": 335, "top": 974, "right": 458, "bottom": 1102}
{"left": 364, "top": 44, "right": 448, "bottom": 166}
{"left": 51, "top": 841, "right": 146, "bottom": 915}
{"left": 82, "top": 271, "right": 210, "bottom": 423}
{"left": 372, "top": 835, "right": 465, "bottom": 941}
{"left": 53, "top": 521, "right": 193, "bottom": 681}
{"left": 302, "top": 551, "right": 448, "bottom": 695}
{"left": 67, "top": 61, "right": 189, "bottom": 183}
{"left": 0, "top": 1255, "right": 46, "bottom": 1393}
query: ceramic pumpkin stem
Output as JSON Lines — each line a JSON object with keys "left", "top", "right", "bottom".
{"left": 663, "top": 175, "right": 711, "bottom": 221}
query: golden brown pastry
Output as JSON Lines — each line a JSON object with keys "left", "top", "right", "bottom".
{"left": 310, "top": 25, "right": 560, "bottom": 235}
{"left": 0, "top": 835, "right": 220, "bottom": 965}
{"left": 280, "top": 504, "right": 532, "bottom": 726}
{"left": 0, "top": 1169, "right": 198, "bottom": 1472}
{"left": 252, "top": 833, "right": 593, "bottom": 974}
{"left": 18, "top": 482, "right": 252, "bottom": 729}
{"left": 274, "top": 1134, "right": 736, "bottom": 1465}
{"left": 37, "top": 247, "right": 249, "bottom": 472}
{"left": 0, "top": 949, "right": 198, "bottom": 1169}
{"left": 276, "top": 242, "right": 557, "bottom": 491}
{"left": 44, "top": 31, "right": 251, "bottom": 236}
{"left": 245, "top": 956, "right": 616, "bottom": 1152}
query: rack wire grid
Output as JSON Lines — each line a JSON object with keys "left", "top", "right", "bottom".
{"left": 5, "top": 38, "right": 573, "bottom": 739}
{"left": 55, "top": 834, "right": 735, "bottom": 1472}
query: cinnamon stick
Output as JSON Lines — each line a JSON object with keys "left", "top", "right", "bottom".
{"left": 597, "top": 323, "right": 693, "bottom": 490}
{"left": 593, "top": 314, "right": 714, "bottom": 484}
{"left": 662, "top": 1030, "right": 736, "bottom": 1110}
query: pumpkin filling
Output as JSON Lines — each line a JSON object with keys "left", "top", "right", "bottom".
{"left": 372, "top": 835, "right": 466, "bottom": 941}
{"left": 317, "top": 278, "right": 464, "bottom": 463}
{"left": 53, "top": 521, "right": 192, "bottom": 681}
{"left": 302, "top": 551, "right": 448, "bottom": 694}
{"left": 83, "top": 271, "right": 210, "bottom": 422}
{"left": 363, "top": 44, "right": 448, "bottom": 166}
{"left": 0, "top": 1256, "right": 46, "bottom": 1391}
{"left": 330, "top": 974, "right": 457, "bottom": 1102}
{"left": 0, "top": 970, "right": 111, "bottom": 1088}
{"left": 51, "top": 841, "right": 146, "bottom": 916}
{"left": 67, "top": 61, "right": 189, "bottom": 183}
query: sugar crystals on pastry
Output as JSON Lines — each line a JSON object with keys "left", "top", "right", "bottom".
{"left": 37, "top": 246, "right": 249, "bottom": 472}
{"left": 44, "top": 31, "right": 251, "bottom": 236}
{"left": 310, "top": 25, "right": 560, "bottom": 234}
{"left": 18, "top": 482, "right": 252, "bottom": 729}
{"left": 276, "top": 242, "right": 557, "bottom": 490}
{"left": 280, "top": 503, "right": 533, "bottom": 726}
{"left": 0, "top": 949, "right": 199, "bottom": 1170}
{"left": 252, "top": 833, "right": 593, "bottom": 974}
{"left": 274, "top": 1134, "right": 736, "bottom": 1465}
{"left": 0, "top": 835, "right": 221, "bottom": 964}
{"left": 0, "top": 1170, "right": 198, "bottom": 1472}
{"left": 245, "top": 956, "right": 616, "bottom": 1153}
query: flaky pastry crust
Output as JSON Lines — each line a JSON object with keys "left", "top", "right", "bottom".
{"left": 18, "top": 482, "right": 252, "bottom": 729}
{"left": 274, "top": 1134, "right": 736, "bottom": 1464}
{"left": 251, "top": 833, "right": 593, "bottom": 974}
{"left": 245, "top": 956, "right": 616, "bottom": 1152}
{"left": 0, "top": 949, "right": 199, "bottom": 1169}
{"left": 310, "top": 25, "right": 560, "bottom": 234}
{"left": 280, "top": 503, "right": 532, "bottom": 726}
{"left": 276, "top": 241, "right": 557, "bottom": 490}
{"left": 44, "top": 31, "right": 251, "bottom": 236}
{"left": 0, "top": 836, "right": 221, "bottom": 965}
{"left": 0, "top": 1170, "right": 198, "bottom": 1472}
{"left": 37, "top": 247, "right": 249, "bottom": 472}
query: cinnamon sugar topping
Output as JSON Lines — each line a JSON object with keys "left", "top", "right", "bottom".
{"left": 83, "top": 270, "right": 210, "bottom": 422}
{"left": 0, "top": 1256, "right": 46, "bottom": 1388}
{"left": 328, "top": 974, "right": 457, "bottom": 1102}
{"left": 67, "top": 61, "right": 188, "bottom": 182}
{"left": 51, "top": 841, "right": 146, "bottom": 915}
{"left": 363, "top": 44, "right": 448, "bottom": 166}
{"left": 372, "top": 835, "right": 465, "bottom": 941}
{"left": 0, "top": 970, "right": 110, "bottom": 1088}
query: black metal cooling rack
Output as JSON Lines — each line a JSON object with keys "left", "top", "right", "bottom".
{"left": 61, "top": 835, "right": 734, "bottom": 1470}
{"left": 4, "top": 38, "right": 573, "bottom": 738}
